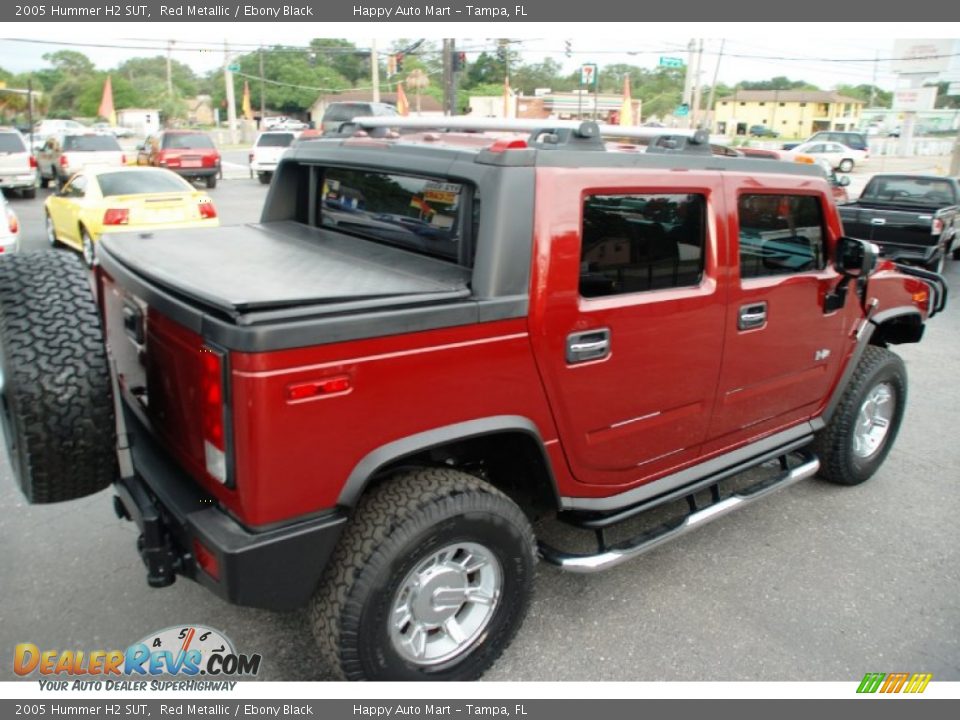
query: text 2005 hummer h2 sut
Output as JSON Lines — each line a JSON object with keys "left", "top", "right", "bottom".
{"left": 0, "top": 119, "right": 947, "bottom": 681}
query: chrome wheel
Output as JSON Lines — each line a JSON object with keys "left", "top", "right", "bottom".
{"left": 45, "top": 214, "right": 57, "bottom": 247}
{"left": 853, "top": 382, "right": 895, "bottom": 459}
{"left": 389, "top": 541, "right": 502, "bottom": 666}
{"left": 81, "top": 231, "right": 94, "bottom": 267}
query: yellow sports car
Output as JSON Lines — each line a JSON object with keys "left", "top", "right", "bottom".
{"left": 44, "top": 166, "right": 220, "bottom": 266}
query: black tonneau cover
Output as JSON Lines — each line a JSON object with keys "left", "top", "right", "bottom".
{"left": 99, "top": 220, "right": 472, "bottom": 320}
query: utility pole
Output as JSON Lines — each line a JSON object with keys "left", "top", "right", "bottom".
{"left": 442, "top": 39, "right": 451, "bottom": 116}
{"left": 449, "top": 39, "right": 458, "bottom": 116}
{"left": 682, "top": 38, "right": 696, "bottom": 128}
{"left": 223, "top": 39, "right": 237, "bottom": 144}
{"left": 691, "top": 39, "right": 704, "bottom": 128}
{"left": 27, "top": 76, "right": 34, "bottom": 152}
{"left": 371, "top": 39, "right": 380, "bottom": 103}
{"left": 259, "top": 47, "right": 266, "bottom": 122}
{"left": 166, "top": 40, "right": 174, "bottom": 96}
{"left": 869, "top": 51, "right": 878, "bottom": 107}
{"left": 950, "top": 125, "right": 960, "bottom": 175}
{"left": 705, "top": 39, "right": 725, "bottom": 132}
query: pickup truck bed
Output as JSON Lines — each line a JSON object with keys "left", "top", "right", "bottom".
{"left": 100, "top": 220, "right": 472, "bottom": 319}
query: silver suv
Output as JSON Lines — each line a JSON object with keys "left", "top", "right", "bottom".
{"left": 0, "top": 128, "right": 38, "bottom": 199}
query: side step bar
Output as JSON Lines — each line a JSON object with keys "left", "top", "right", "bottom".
{"left": 539, "top": 452, "right": 820, "bottom": 573}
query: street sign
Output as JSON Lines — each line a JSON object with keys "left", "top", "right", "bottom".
{"left": 227, "top": 63, "right": 240, "bottom": 72}
{"left": 659, "top": 57, "right": 684, "bottom": 68}
{"left": 674, "top": 103, "right": 689, "bottom": 117}
{"left": 580, "top": 63, "right": 598, "bottom": 87}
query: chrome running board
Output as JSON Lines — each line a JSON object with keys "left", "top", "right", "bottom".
{"left": 539, "top": 452, "right": 820, "bottom": 573}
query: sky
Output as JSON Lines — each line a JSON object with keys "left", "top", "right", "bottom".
{"left": 2, "top": 23, "right": 959, "bottom": 91}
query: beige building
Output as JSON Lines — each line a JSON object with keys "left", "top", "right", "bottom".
{"left": 713, "top": 90, "right": 864, "bottom": 138}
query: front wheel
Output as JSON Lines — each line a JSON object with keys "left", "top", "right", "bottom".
{"left": 814, "top": 346, "right": 906, "bottom": 486}
{"left": 838, "top": 158, "right": 855, "bottom": 173}
{"left": 311, "top": 468, "right": 535, "bottom": 680}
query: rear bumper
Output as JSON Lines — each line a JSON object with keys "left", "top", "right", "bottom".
{"left": 114, "top": 402, "right": 346, "bottom": 610}
{"left": 0, "top": 172, "right": 37, "bottom": 189}
{"left": 250, "top": 162, "right": 277, "bottom": 173}
{"left": 166, "top": 166, "right": 219, "bottom": 178}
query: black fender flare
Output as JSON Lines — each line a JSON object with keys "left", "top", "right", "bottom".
{"left": 337, "top": 415, "right": 557, "bottom": 508}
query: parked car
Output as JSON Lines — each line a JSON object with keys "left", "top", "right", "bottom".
{"left": 0, "top": 119, "right": 946, "bottom": 682}
{"left": 0, "top": 127, "right": 38, "bottom": 199}
{"left": 785, "top": 140, "right": 867, "bottom": 172}
{"left": 838, "top": 174, "right": 959, "bottom": 272}
{"left": 44, "top": 166, "right": 219, "bottom": 267}
{"left": 783, "top": 130, "right": 869, "bottom": 153}
{"left": 749, "top": 124, "right": 779, "bottom": 138}
{"left": 91, "top": 122, "right": 135, "bottom": 139}
{"left": 137, "top": 130, "right": 221, "bottom": 189}
{"left": 37, "top": 133, "right": 126, "bottom": 189}
{"left": 262, "top": 116, "right": 308, "bottom": 131}
{"left": 0, "top": 192, "right": 21, "bottom": 253}
{"left": 320, "top": 101, "right": 398, "bottom": 133}
{"left": 249, "top": 131, "right": 298, "bottom": 184}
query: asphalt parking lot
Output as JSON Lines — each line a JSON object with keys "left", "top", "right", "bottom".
{"left": 1, "top": 164, "right": 958, "bottom": 682}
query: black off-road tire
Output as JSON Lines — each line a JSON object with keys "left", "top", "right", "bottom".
{"left": 814, "top": 346, "right": 906, "bottom": 486}
{"left": 310, "top": 467, "right": 536, "bottom": 681}
{"left": 0, "top": 251, "right": 118, "bottom": 503}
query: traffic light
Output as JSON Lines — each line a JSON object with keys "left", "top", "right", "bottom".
{"left": 395, "top": 53, "right": 405, "bottom": 73}
{"left": 452, "top": 52, "right": 467, "bottom": 72}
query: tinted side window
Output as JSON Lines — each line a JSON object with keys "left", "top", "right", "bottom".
{"left": 580, "top": 194, "right": 706, "bottom": 298}
{"left": 738, "top": 194, "right": 825, "bottom": 278}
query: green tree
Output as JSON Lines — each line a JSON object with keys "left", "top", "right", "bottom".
{"left": 835, "top": 84, "right": 892, "bottom": 108}
{"left": 75, "top": 74, "right": 140, "bottom": 117}
{"left": 309, "top": 39, "right": 368, "bottom": 85}
{"left": 116, "top": 56, "right": 198, "bottom": 98}
{"left": 739, "top": 76, "right": 819, "bottom": 91}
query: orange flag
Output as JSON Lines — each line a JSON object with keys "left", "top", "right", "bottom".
{"left": 242, "top": 81, "right": 253, "bottom": 120}
{"left": 619, "top": 75, "right": 634, "bottom": 126}
{"left": 98, "top": 75, "right": 116, "bottom": 126}
{"left": 396, "top": 83, "right": 410, "bottom": 116}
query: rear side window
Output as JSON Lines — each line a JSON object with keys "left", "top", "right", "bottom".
{"left": 162, "top": 133, "right": 215, "bottom": 150}
{"left": 256, "top": 133, "right": 295, "bottom": 147}
{"left": 861, "top": 176, "right": 955, "bottom": 205}
{"left": 738, "top": 194, "right": 825, "bottom": 278}
{"left": 318, "top": 168, "right": 473, "bottom": 265}
{"left": 63, "top": 135, "right": 121, "bottom": 151}
{"left": 580, "top": 194, "right": 706, "bottom": 297}
{"left": 0, "top": 133, "right": 27, "bottom": 153}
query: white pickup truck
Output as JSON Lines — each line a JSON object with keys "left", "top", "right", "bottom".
{"left": 248, "top": 130, "right": 298, "bottom": 184}
{"left": 37, "top": 132, "right": 126, "bottom": 189}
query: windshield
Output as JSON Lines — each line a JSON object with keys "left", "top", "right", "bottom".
{"left": 318, "top": 168, "right": 471, "bottom": 264}
{"left": 63, "top": 135, "right": 122, "bottom": 151}
{"left": 162, "top": 133, "right": 215, "bottom": 150}
{"left": 861, "top": 177, "right": 955, "bottom": 205}
{"left": 98, "top": 171, "right": 191, "bottom": 197}
{"left": 256, "top": 133, "right": 295, "bottom": 148}
{"left": 0, "top": 134, "right": 27, "bottom": 153}
{"left": 323, "top": 104, "right": 378, "bottom": 123}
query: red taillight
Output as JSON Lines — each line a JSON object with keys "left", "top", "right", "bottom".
{"left": 7, "top": 210, "right": 18, "bottom": 235}
{"left": 200, "top": 345, "right": 228, "bottom": 484}
{"left": 198, "top": 201, "right": 217, "bottom": 220}
{"left": 932, "top": 218, "right": 944, "bottom": 235}
{"left": 248, "top": 152, "right": 254, "bottom": 163}
{"left": 29, "top": 156, "right": 37, "bottom": 169}
{"left": 488, "top": 138, "right": 528, "bottom": 153}
{"left": 103, "top": 208, "right": 129, "bottom": 225}
{"left": 121, "top": 154, "right": 126, "bottom": 164}
{"left": 59, "top": 155, "right": 68, "bottom": 167}
{"left": 203, "top": 154, "right": 219, "bottom": 168}
{"left": 192, "top": 538, "right": 220, "bottom": 581}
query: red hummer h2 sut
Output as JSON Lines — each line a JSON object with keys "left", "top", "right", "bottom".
{"left": 0, "top": 118, "right": 946, "bottom": 681}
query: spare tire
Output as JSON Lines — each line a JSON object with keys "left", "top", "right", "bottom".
{"left": 0, "top": 251, "right": 118, "bottom": 503}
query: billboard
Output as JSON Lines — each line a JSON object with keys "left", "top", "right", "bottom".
{"left": 892, "top": 87, "right": 939, "bottom": 111}
{"left": 891, "top": 39, "right": 954, "bottom": 75}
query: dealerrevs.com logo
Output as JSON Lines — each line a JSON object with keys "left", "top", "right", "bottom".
{"left": 857, "top": 672, "right": 933, "bottom": 694}
{"left": 14, "top": 625, "right": 261, "bottom": 689}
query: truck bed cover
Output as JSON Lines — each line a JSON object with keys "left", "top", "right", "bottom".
{"left": 99, "top": 220, "right": 472, "bottom": 320}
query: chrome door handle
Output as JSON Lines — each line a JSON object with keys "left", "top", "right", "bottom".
{"left": 566, "top": 329, "right": 611, "bottom": 363}
{"left": 870, "top": 218, "right": 886, "bottom": 225}
{"left": 738, "top": 303, "right": 767, "bottom": 331}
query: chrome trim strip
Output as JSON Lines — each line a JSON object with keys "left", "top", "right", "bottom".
{"left": 558, "top": 422, "right": 815, "bottom": 512}
{"left": 541, "top": 454, "right": 820, "bottom": 573}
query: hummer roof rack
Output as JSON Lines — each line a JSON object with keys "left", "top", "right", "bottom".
{"left": 337, "top": 116, "right": 712, "bottom": 153}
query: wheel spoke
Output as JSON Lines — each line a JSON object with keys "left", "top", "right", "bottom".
{"left": 443, "top": 618, "right": 466, "bottom": 645}
{"left": 464, "top": 588, "right": 496, "bottom": 606}
{"left": 404, "top": 624, "right": 428, "bottom": 659}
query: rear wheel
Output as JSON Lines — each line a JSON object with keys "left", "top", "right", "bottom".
{"left": 205, "top": 175, "right": 217, "bottom": 189}
{"left": 838, "top": 158, "right": 855, "bottom": 173}
{"left": 20, "top": 187, "right": 36, "bottom": 200}
{"left": 925, "top": 251, "right": 945, "bottom": 274}
{"left": 80, "top": 227, "right": 95, "bottom": 267}
{"left": 311, "top": 468, "right": 535, "bottom": 680}
{"left": 814, "top": 346, "right": 906, "bottom": 486}
{"left": 0, "top": 251, "right": 117, "bottom": 503}
{"left": 258, "top": 172, "right": 271, "bottom": 185}
{"left": 45, "top": 212, "right": 59, "bottom": 247}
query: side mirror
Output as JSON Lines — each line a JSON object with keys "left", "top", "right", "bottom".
{"left": 835, "top": 236, "right": 878, "bottom": 278}
{"left": 837, "top": 175, "right": 851, "bottom": 187}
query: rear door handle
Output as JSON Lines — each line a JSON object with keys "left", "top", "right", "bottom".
{"left": 870, "top": 218, "right": 886, "bottom": 225}
{"left": 738, "top": 302, "right": 767, "bottom": 331}
{"left": 566, "top": 328, "right": 611, "bottom": 364}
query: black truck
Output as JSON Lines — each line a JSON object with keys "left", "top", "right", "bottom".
{"left": 838, "top": 174, "right": 959, "bottom": 272}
